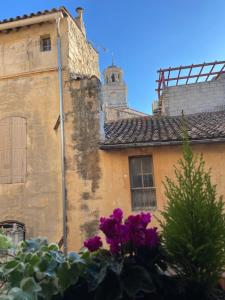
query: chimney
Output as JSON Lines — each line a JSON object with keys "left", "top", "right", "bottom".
{"left": 75, "top": 7, "right": 86, "bottom": 37}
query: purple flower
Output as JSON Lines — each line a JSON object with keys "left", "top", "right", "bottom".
{"left": 84, "top": 236, "right": 103, "bottom": 252}
{"left": 110, "top": 208, "right": 123, "bottom": 223}
{"left": 99, "top": 217, "right": 118, "bottom": 239}
{"left": 140, "top": 212, "right": 151, "bottom": 227}
{"left": 124, "top": 213, "right": 152, "bottom": 248}
{"left": 145, "top": 227, "right": 159, "bottom": 248}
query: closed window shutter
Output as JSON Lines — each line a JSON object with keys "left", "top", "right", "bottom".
{"left": 0, "top": 118, "right": 12, "bottom": 183}
{"left": 11, "top": 117, "right": 26, "bottom": 183}
{"left": 0, "top": 117, "right": 26, "bottom": 184}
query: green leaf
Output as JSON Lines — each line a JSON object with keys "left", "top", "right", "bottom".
{"left": 20, "top": 277, "right": 41, "bottom": 293}
{"left": 95, "top": 270, "right": 122, "bottom": 300}
{"left": 121, "top": 265, "right": 154, "bottom": 297}
{"left": 8, "top": 288, "right": 35, "bottom": 300}
{"left": 57, "top": 262, "right": 79, "bottom": 291}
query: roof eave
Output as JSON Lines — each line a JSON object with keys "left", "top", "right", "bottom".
{"left": 100, "top": 137, "right": 225, "bottom": 150}
{"left": 0, "top": 9, "right": 65, "bottom": 32}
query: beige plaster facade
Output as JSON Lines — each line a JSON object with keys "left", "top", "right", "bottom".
{"left": 0, "top": 7, "right": 100, "bottom": 247}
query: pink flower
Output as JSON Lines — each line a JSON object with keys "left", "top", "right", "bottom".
{"left": 84, "top": 236, "right": 103, "bottom": 252}
{"left": 125, "top": 212, "right": 152, "bottom": 248}
{"left": 145, "top": 227, "right": 159, "bottom": 248}
{"left": 110, "top": 208, "right": 123, "bottom": 223}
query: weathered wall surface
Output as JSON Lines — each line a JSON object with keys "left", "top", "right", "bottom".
{"left": 64, "top": 77, "right": 102, "bottom": 250}
{"left": 67, "top": 18, "right": 100, "bottom": 78}
{"left": 99, "top": 143, "right": 225, "bottom": 228}
{"left": 0, "top": 72, "right": 62, "bottom": 241}
{"left": 0, "top": 12, "right": 101, "bottom": 247}
{"left": 0, "top": 22, "right": 65, "bottom": 242}
{"left": 161, "top": 77, "right": 225, "bottom": 116}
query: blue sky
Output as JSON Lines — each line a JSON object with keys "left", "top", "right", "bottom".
{"left": 1, "top": 1, "right": 225, "bottom": 114}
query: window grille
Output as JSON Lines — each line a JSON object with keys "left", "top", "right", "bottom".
{"left": 129, "top": 156, "right": 156, "bottom": 210}
{"left": 40, "top": 35, "right": 51, "bottom": 52}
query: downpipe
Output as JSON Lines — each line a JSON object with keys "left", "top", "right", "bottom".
{"left": 56, "top": 16, "right": 68, "bottom": 255}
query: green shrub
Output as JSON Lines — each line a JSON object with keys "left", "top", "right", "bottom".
{"left": 161, "top": 137, "right": 225, "bottom": 297}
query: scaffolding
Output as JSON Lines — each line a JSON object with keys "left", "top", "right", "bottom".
{"left": 156, "top": 60, "right": 225, "bottom": 99}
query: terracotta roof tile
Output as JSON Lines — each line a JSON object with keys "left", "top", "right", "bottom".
{"left": 0, "top": 7, "right": 67, "bottom": 25}
{"left": 102, "top": 110, "right": 225, "bottom": 148}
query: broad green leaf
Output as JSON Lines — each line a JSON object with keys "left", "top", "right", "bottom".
{"left": 20, "top": 277, "right": 41, "bottom": 293}
{"left": 121, "top": 265, "right": 154, "bottom": 297}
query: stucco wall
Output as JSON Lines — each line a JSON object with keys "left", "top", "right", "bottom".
{"left": 0, "top": 72, "right": 62, "bottom": 241}
{"left": 0, "top": 21, "right": 65, "bottom": 242}
{"left": 99, "top": 143, "right": 225, "bottom": 228}
{"left": 161, "top": 77, "right": 225, "bottom": 116}
{"left": 0, "top": 11, "right": 100, "bottom": 247}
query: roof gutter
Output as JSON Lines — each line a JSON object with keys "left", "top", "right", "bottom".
{"left": 0, "top": 12, "right": 63, "bottom": 31}
{"left": 100, "top": 137, "right": 225, "bottom": 150}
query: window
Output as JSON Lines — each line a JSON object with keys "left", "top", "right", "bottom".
{"left": 129, "top": 156, "right": 156, "bottom": 210}
{"left": 0, "top": 117, "right": 26, "bottom": 184}
{"left": 111, "top": 73, "right": 116, "bottom": 82}
{"left": 40, "top": 35, "right": 51, "bottom": 52}
{"left": 0, "top": 221, "right": 25, "bottom": 247}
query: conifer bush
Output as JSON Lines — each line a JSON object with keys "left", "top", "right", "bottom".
{"left": 161, "top": 137, "right": 225, "bottom": 298}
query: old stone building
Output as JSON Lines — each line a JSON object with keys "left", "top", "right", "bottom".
{"left": 102, "top": 64, "right": 148, "bottom": 121}
{"left": 0, "top": 7, "right": 225, "bottom": 252}
{"left": 0, "top": 6, "right": 101, "bottom": 250}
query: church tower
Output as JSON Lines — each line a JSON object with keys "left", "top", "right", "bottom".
{"left": 101, "top": 64, "right": 128, "bottom": 109}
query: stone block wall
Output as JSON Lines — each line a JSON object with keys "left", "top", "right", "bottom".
{"left": 161, "top": 77, "right": 225, "bottom": 116}
{"left": 67, "top": 18, "right": 100, "bottom": 78}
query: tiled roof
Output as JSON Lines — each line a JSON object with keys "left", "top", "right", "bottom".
{"left": 102, "top": 110, "right": 225, "bottom": 149}
{"left": 0, "top": 7, "right": 68, "bottom": 25}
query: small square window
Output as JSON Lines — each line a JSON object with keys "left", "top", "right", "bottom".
{"left": 40, "top": 35, "right": 51, "bottom": 52}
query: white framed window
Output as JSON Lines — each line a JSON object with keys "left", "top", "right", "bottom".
{"left": 129, "top": 156, "right": 156, "bottom": 211}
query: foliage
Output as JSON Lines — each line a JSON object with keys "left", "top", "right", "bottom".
{"left": 0, "top": 232, "right": 12, "bottom": 250}
{"left": 0, "top": 238, "right": 84, "bottom": 300}
{"left": 161, "top": 137, "right": 225, "bottom": 297}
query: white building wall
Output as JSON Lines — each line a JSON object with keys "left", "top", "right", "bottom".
{"left": 161, "top": 77, "right": 225, "bottom": 116}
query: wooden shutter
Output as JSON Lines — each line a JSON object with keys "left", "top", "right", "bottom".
{"left": 0, "top": 118, "right": 12, "bottom": 183}
{"left": 11, "top": 117, "right": 26, "bottom": 183}
{"left": 0, "top": 117, "right": 26, "bottom": 184}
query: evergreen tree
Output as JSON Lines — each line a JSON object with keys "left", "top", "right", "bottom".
{"left": 161, "top": 136, "right": 225, "bottom": 297}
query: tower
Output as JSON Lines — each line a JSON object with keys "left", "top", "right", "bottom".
{"left": 101, "top": 64, "right": 128, "bottom": 109}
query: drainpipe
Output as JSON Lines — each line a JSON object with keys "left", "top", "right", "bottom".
{"left": 56, "top": 16, "right": 68, "bottom": 255}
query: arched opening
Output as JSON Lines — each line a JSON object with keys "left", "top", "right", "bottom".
{"left": 111, "top": 73, "right": 116, "bottom": 82}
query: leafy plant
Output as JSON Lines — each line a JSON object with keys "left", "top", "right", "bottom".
{"left": 0, "top": 232, "right": 12, "bottom": 250}
{"left": 71, "top": 208, "right": 167, "bottom": 300}
{"left": 161, "top": 137, "right": 225, "bottom": 298}
{"left": 0, "top": 238, "right": 84, "bottom": 300}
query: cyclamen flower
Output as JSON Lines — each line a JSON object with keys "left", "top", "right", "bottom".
{"left": 84, "top": 236, "right": 102, "bottom": 252}
{"left": 110, "top": 208, "right": 123, "bottom": 223}
{"left": 99, "top": 208, "right": 128, "bottom": 254}
{"left": 145, "top": 227, "right": 159, "bottom": 248}
{"left": 125, "top": 212, "right": 152, "bottom": 248}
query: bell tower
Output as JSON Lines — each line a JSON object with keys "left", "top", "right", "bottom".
{"left": 101, "top": 64, "right": 128, "bottom": 108}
